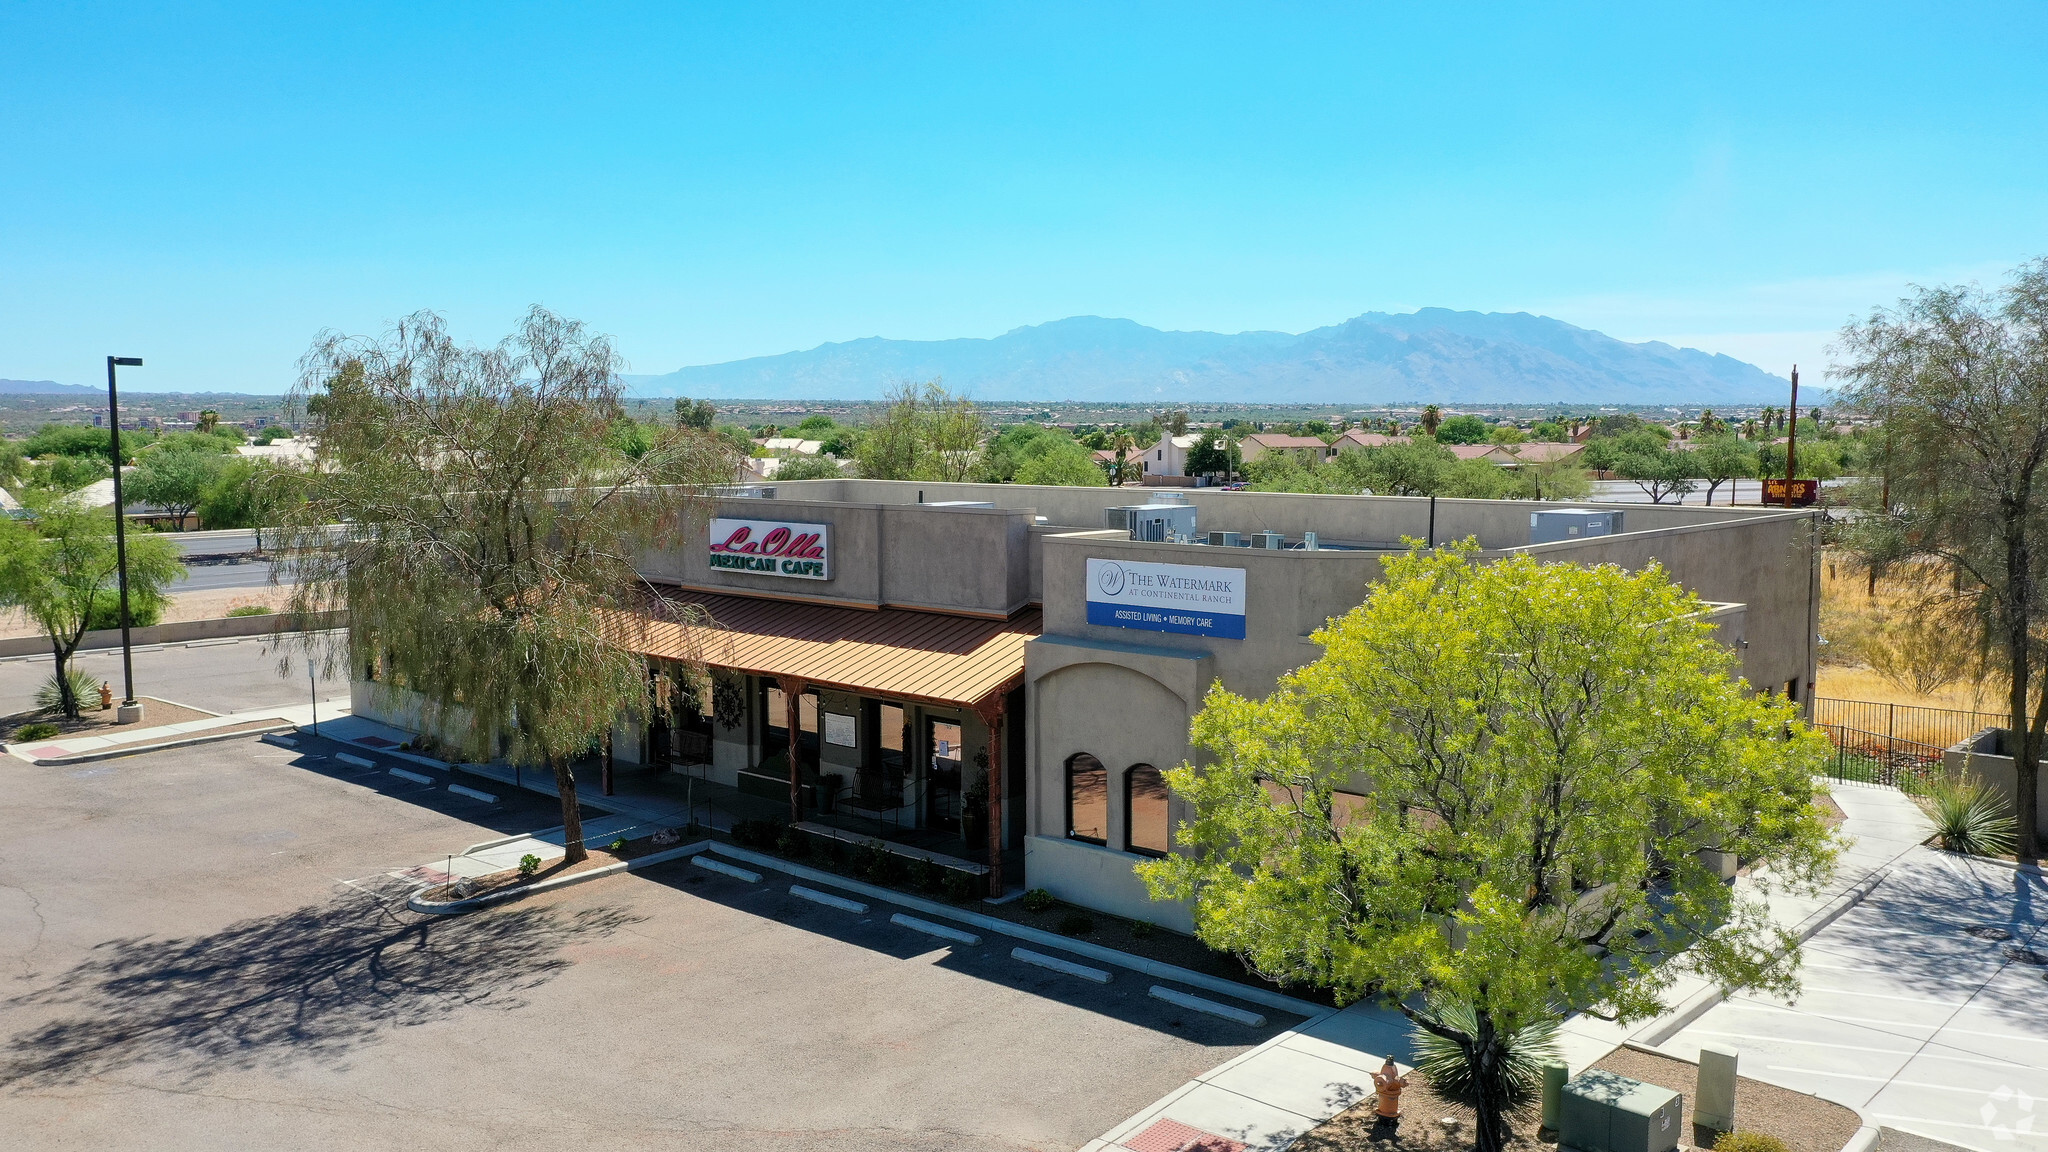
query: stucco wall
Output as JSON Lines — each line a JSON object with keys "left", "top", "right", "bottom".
{"left": 635, "top": 494, "right": 1033, "bottom": 616}
{"left": 1945, "top": 729, "right": 2047, "bottom": 822}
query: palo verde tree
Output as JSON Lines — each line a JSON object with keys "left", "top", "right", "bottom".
{"left": 278, "top": 307, "right": 737, "bottom": 862}
{"left": 1140, "top": 545, "right": 1837, "bottom": 1152}
{"left": 0, "top": 496, "right": 181, "bottom": 718}
{"left": 1837, "top": 259, "right": 2048, "bottom": 858}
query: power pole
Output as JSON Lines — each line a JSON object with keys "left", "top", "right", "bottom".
{"left": 1782, "top": 365, "right": 1800, "bottom": 508}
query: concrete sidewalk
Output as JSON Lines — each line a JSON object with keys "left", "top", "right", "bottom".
{"left": 6, "top": 695, "right": 353, "bottom": 764}
{"left": 1080, "top": 782, "right": 1934, "bottom": 1152}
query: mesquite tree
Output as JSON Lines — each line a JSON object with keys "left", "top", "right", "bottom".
{"left": 1837, "top": 260, "right": 2048, "bottom": 858}
{"left": 278, "top": 307, "right": 736, "bottom": 862}
{"left": 1140, "top": 546, "right": 1837, "bottom": 1152}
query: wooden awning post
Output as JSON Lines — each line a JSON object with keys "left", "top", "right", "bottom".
{"left": 602, "top": 733, "right": 615, "bottom": 797}
{"left": 778, "top": 676, "right": 807, "bottom": 825}
{"left": 974, "top": 694, "right": 1008, "bottom": 898}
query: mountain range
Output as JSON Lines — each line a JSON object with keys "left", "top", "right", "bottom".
{"left": 623, "top": 310, "right": 1791, "bottom": 405}
{"left": 0, "top": 378, "right": 99, "bottom": 395}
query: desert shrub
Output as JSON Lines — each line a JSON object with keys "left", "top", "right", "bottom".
{"left": 852, "top": 839, "right": 893, "bottom": 882}
{"left": 907, "top": 858, "right": 944, "bottom": 893}
{"left": 227, "top": 605, "right": 274, "bottom": 617}
{"left": 609, "top": 838, "right": 627, "bottom": 853}
{"left": 1929, "top": 776, "right": 2017, "bottom": 857}
{"left": 13, "top": 721, "right": 61, "bottom": 741}
{"left": 1411, "top": 995, "right": 1562, "bottom": 1104}
{"left": 942, "top": 870, "right": 980, "bottom": 902}
{"left": 1057, "top": 912, "right": 1095, "bottom": 937}
{"left": 1715, "top": 1133, "right": 1790, "bottom": 1152}
{"left": 1866, "top": 613, "right": 1982, "bottom": 696}
{"left": 35, "top": 667, "right": 104, "bottom": 713}
{"left": 776, "top": 827, "right": 811, "bottom": 860}
{"left": 517, "top": 853, "right": 542, "bottom": 879}
{"left": 732, "top": 819, "right": 781, "bottom": 849}
{"left": 1130, "top": 920, "right": 1157, "bottom": 940}
{"left": 1021, "top": 887, "right": 1056, "bottom": 913}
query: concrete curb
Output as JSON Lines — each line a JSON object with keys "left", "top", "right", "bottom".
{"left": 20, "top": 721, "right": 297, "bottom": 766}
{"left": 703, "top": 842, "right": 1326, "bottom": 1019}
{"left": 1631, "top": 865, "right": 1893, "bottom": 1047}
{"left": 406, "top": 842, "right": 709, "bottom": 915}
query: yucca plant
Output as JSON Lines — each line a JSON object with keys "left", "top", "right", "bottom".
{"left": 1928, "top": 774, "right": 2017, "bottom": 857}
{"left": 1411, "top": 996, "right": 1563, "bottom": 1104}
{"left": 36, "top": 667, "right": 103, "bottom": 714}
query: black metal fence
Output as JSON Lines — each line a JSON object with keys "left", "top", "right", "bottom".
{"left": 1813, "top": 697, "right": 2006, "bottom": 759}
{"left": 1814, "top": 721, "right": 1949, "bottom": 794}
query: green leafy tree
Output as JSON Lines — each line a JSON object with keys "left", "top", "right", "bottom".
{"left": 1014, "top": 437, "right": 1107, "bottom": 486}
{"left": 672, "top": 397, "right": 717, "bottom": 430}
{"left": 794, "top": 414, "right": 837, "bottom": 438}
{"left": 0, "top": 497, "right": 181, "bottom": 717}
{"left": 1837, "top": 259, "right": 2048, "bottom": 857}
{"left": 1140, "top": 546, "right": 1837, "bottom": 1151}
{"left": 125, "top": 446, "right": 228, "bottom": 524}
{"left": 771, "top": 454, "right": 845, "bottom": 481}
{"left": 1433, "top": 414, "right": 1490, "bottom": 444}
{"left": 1612, "top": 432, "right": 1699, "bottom": 503}
{"left": 1186, "top": 432, "right": 1233, "bottom": 477}
{"left": 195, "top": 409, "right": 220, "bottom": 434}
{"left": 855, "top": 379, "right": 984, "bottom": 481}
{"left": 1504, "top": 452, "right": 1592, "bottom": 502}
{"left": 1691, "top": 434, "right": 1759, "bottom": 506}
{"left": 277, "top": 307, "right": 737, "bottom": 863}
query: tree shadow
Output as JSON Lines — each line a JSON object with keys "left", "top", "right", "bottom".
{"left": 0, "top": 891, "right": 641, "bottom": 1089}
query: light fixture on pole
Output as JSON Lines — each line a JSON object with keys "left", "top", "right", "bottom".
{"left": 106, "top": 356, "right": 145, "bottom": 725}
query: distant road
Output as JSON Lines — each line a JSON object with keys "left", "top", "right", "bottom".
{"left": 174, "top": 557, "right": 276, "bottom": 591}
{"left": 168, "top": 528, "right": 264, "bottom": 556}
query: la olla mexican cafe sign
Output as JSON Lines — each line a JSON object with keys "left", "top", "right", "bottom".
{"left": 707, "top": 517, "right": 830, "bottom": 580}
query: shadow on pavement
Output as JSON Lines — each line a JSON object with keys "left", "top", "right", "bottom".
{"left": 0, "top": 888, "right": 641, "bottom": 1088}
{"left": 632, "top": 856, "right": 1306, "bottom": 1046}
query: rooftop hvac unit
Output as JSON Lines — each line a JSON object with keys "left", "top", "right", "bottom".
{"left": 1206, "top": 530, "right": 1242, "bottom": 548}
{"left": 1251, "top": 531, "right": 1285, "bottom": 549}
{"left": 1107, "top": 503, "right": 1198, "bottom": 542}
{"left": 1559, "top": 1071, "right": 1682, "bottom": 1152}
{"left": 1530, "top": 508, "right": 1624, "bottom": 545}
{"left": 1301, "top": 531, "right": 1320, "bottom": 550}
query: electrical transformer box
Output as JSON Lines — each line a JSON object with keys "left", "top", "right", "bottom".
{"left": 1530, "top": 508, "right": 1624, "bottom": 545}
{"left": 1559, "top": 1070, "right": 1682, "bottom": 1152}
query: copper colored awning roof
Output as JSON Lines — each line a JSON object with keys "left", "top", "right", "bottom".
{"left": 609, "top": 591, "right": 1039, "bottom": 710}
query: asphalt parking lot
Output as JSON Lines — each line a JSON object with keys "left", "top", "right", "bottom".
{"left": 0, "top": 735, "right": 1281, "bottom": 1151}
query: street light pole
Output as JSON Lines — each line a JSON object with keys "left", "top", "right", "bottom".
{"left": 106, "top": 356, "right": 144, "bottom": 723}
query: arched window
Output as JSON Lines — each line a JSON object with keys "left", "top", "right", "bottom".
{"left": 1126, "top": 764, "right": 1169, "bottom": 857}
{"left": 1066, "top": 753, "right": 1107, "bottom": 844}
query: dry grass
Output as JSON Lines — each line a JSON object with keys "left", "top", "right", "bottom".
{"left": 1816, "top": 550, "right": 2016, "bottom": 731}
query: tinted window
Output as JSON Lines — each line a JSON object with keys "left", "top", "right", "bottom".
{"left": 1066, "top": 754, "right": 1107, "bottom": 844}
{"left": 1126, "top": 764, "right": 1169, "bottom": 856}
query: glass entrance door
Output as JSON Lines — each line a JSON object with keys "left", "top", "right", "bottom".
{"left": 925, "top": 718, "right": 963, "bottom": 835}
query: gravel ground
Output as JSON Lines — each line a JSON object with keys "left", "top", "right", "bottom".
{"left": 1296, "top": 1046, "right": 1865, "bottom": 1152}
{"left": 1592, "top": 1047, "right": 1862, "bottom": 1152}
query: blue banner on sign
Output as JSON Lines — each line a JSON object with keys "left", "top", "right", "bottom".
{"left": 1086, "top": 600, "right": 1247, "bottom": 639}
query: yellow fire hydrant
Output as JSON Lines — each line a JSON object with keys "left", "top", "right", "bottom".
{"left": 98, "top": 682, "right": 114, "bottom": 711}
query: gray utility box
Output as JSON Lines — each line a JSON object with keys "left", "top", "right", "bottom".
{"left": 1108, "top": 503, "right": 1198, "bottom": 543}
{"left": 1559, "top": 1070, "right": 1682, "bottom": 1152}
{"left": 1531, "top": 508, "right": 1624, "bottom": 545}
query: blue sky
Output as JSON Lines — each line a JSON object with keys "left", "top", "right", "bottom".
{"left": 4, "top": 2, "right": 2044, "bottom": 393}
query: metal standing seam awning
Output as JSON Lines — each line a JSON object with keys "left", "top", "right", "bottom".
{"left": 605, "top": 590, "right": 1040, "bottom": 711}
